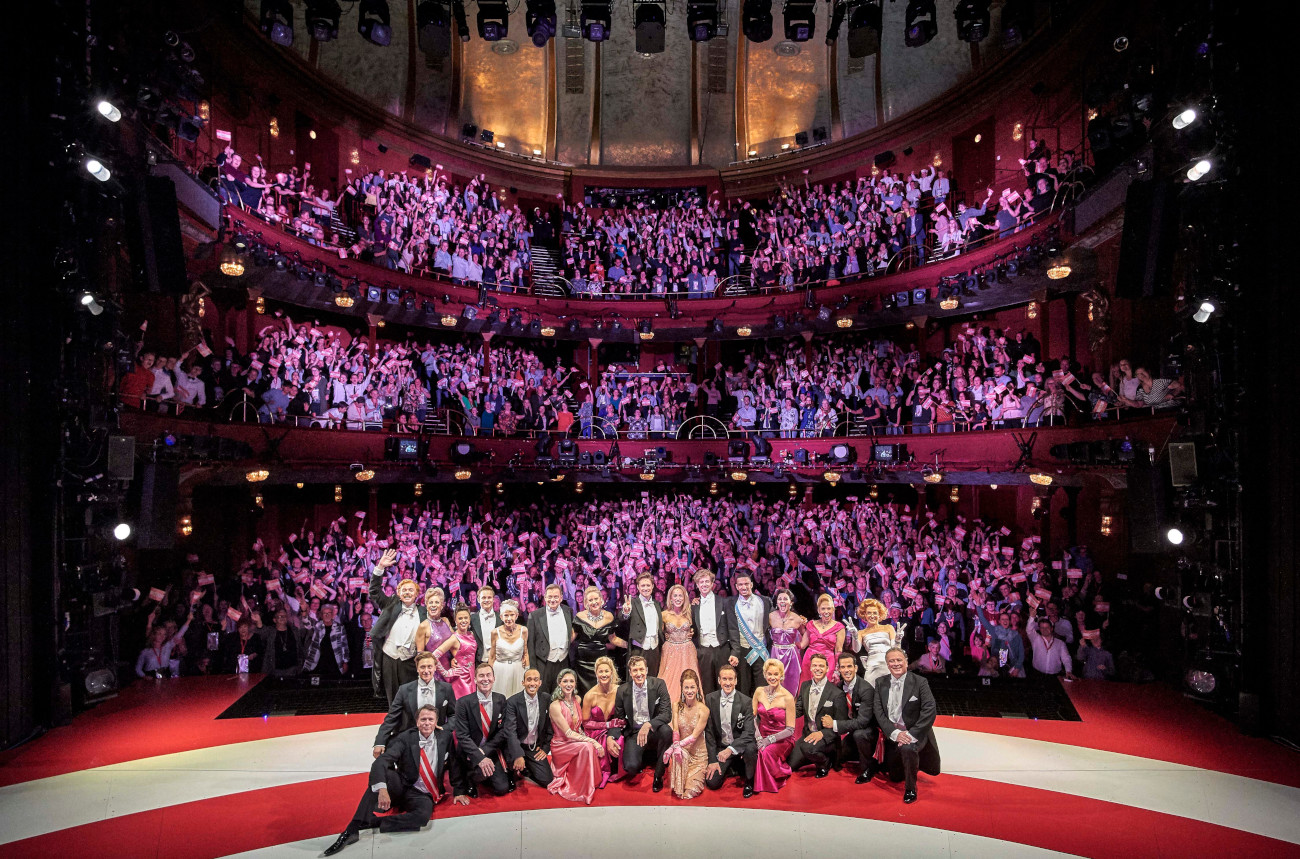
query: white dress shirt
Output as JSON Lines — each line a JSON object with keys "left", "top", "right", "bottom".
{"left": 479, "top": 610, "right": 498, "bottom": 643}
{"left": 638, "top": 597, "right": 660, "bottom": 650}
{"left": 417, "top": 679, "right": 438, "bottom": 710}
{"left": 736, "top": 595, "right": 762, "bottom": 638}
{"left": 720, "top": 692, "right": 735, "bottom": 749}
{"left": 545, "top": 609, "right": 569, "bottom": 662}
{"left": 698, "top": 593, "right": 720, "bottom": 647}
{"left": 807, "top": 681, "right": 825, "bottom": 721}
{"left": 887, "top": 674, "right": 906, "bottom": 741}
{"left": 383, "top": 605, "right": 421, "bottom": 660}
{"left": 632, "top": 681, "right": 650, "bottom": 725}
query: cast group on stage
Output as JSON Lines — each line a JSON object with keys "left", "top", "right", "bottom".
{"left": 323, "top": 550, "right": 940, "bottom": 855}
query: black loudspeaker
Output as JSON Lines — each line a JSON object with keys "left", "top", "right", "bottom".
{"left": 1168, "top": 442, "right": 1198, "bottom": 487}
{"left": 592, "top": 451, "right": 607, "bottom": 466}
{"left": 873, "top": 150, "right": 896, "bottom": 169}
{"left": 409, "top": 153, "right": 433, "bottom": 170}
{"left": 136, "top": 462, "right": 179, "bottom": 550}
{"left": 107, "top": 436, "right": 135, "bottom": 481}
{"left": 1126, "top": 454, "right": 1168, "bottom": 554}
{"left": 1116, "top": 178, "right": 1178, "bottom": 299}
{"left": 138, "top": 176, "right": 188, "bottom": 294}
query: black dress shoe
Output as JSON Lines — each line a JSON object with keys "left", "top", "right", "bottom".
{"left": 855, "top": 772, "right": 872, "bottom": 785}
{"left": 652, "top": 775, "right": 664, "bottom": 793}
{"left": 322, "top": 830, "right": 359, "bottom": 856}
{"left": 506, "top": 778, "right": 518, "bottom": 793}
{"left": 742, "top": 784, "right": 755, "bottom": 798}
{"left": 903, "top": 789, "right": 918, "bottom": 804}
{"left": 814, "top": 767, "right": 830, "bottom": 779}
{"left": 467, "top": 784, "right": 479, "bottom": 798}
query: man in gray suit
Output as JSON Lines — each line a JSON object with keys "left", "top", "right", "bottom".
{"left": 873, "top": 646, "right": 941, "bottom": 804}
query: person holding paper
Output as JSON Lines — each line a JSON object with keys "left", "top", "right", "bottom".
{"left": 217, "top": 618, "right": 265, "bottom": 675}
{"left": 1027, "top": 617, "right": 1076, "bottom": 680}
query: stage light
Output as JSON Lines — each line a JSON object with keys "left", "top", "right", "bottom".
{"left": 904, "top": 0, "right": 936, "bottom": 47}
{"left": 1166, "top": 526, "right": 1186, "bottom": 546}
{"left": 417, "top": 0, "right": 452, "bottom": 54}
{"left": 96, "top": 100, "right": 122, "bottom": 122}
{"left": 582, "top": 1, "right": 611, "bottom": 41}
{"left": 79, "top": 292, "right": 104, "bottom": 316}
{"left": 359, "top": 0, "right": 393, "bottom": 45}
{"left": 305, "top": 0, "right": 341, "bottom": 41}
{"left": 954, "top": 0, "right": 989, "bottom": 42}
{"left": 1001, "top": 0, "right": 1031, "bottom": 47}
{"left": 743, "top": 0, "right": 774, "bottom": 42}
{"left": 1186, "top": 159, "right": 1212, "bottom": 181}
{"left": 85, "top": 158, "right": 111, "bottom": 182}
{"left": 817, "top": 305, "right": 832, "bottom": 322}
{"left": 784, "top": 1, "right": 816, "bottom": 42}
{"left": 846, "top": 1, "right": 882, "bottom": 58}
{"left": 526, "top": 0, "right": 557, "bottom": 46}
{"left": 1185, "top": 668, "right": 1216, "bottom": 695}
{"left": 113, "top": 522, "right": 133, "bottom": 541}
{"left": 635, "top": 2, "right": 666, "bottom": 53}
{"left": 1172, "top": 108, "right": 1198, "bottom": 130}
{"left": 688, "top": 0, "right": 718, "bottom": 41}
{"left": 478, "top": 0, "right": 508, "bottom": 40}
{"left": 261, "top": 0, "right": 295, "bottom": 46}
{"left": 1193, "top": 300, "right": 1217, "bottom": 323}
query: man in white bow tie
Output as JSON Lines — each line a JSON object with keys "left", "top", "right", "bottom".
{"left": 872, "top": 647, "right": 941, "bottom": 804}
{"left": 370, "top": 549, "right": 427, "bottom": 705}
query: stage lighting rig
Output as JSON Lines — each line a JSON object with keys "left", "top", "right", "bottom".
{"left": 743, "top": 0, "right": 774, "bottom": 42}
{"left": 784, "top": 0, "right": 815, "bottom": 42}
{"left": 954, "top": 0, "right": 989, "bottom": 43}
{"left": 904, "top": 0, "right": 936, "bottom": 47}
{"left": 261, "top": 0, "right": 295, "bottom": 46}
{"left": 846, "top": 1, "right": 881, "bottom": 57}
{"left": 688, "top": 0, "right": 719, "bottom": 41}
{"left": 635, "top": 1, "right": 666, "bottom": 53}
{"left": 305, "top": 0, "right": 341, "bottom": 41}
{"left": 526, "top": 0, "right": 558, "bottom": 46}
{"left": 478, "top": 0, "right": 509, "bottom": 40}
{"left": 359, "top": 0, "right": 394, "bottom": 45}
{"left": 582, "top": 0, "right": 611, "bottom": 41}
{"left": 417, "top": 0, "right": 453, "bottom": 54}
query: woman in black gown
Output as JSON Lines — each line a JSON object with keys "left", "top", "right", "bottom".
{"left": 572, "top": 586, "right": 627, "bottom": 695}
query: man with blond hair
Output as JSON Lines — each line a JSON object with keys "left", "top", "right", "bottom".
{"left": 370, "top": 548, "right": 426, "bottom": 704}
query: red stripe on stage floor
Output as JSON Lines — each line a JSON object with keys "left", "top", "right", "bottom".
{"left": 3, "top": 766, "right": 1292, "bottom": 859}
{"left": 0, "top": 676, "right": 378, "bottom": 788}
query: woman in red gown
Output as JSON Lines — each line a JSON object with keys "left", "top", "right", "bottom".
{"left": 752, "top": 658, "right": 797, "bottom": 793}
{"left": 799, "top": 594, "right": 847, "bottom": 683}
{"left": 547, "top": 668, "right": 606, "bottom": 804}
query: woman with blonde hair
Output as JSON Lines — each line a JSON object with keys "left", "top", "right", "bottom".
{"left": 752, "top": 658, "right": 797, "bottom": 793}
{"left": 800, "top": 593, "right": 846, "bottom": 683}
{"left": 414, "top": 587, "right": 453, "bottom": 673}
{"left": 573, "top": 586, "right": 626, "bottom": 696}
{"left": 851, "top": 598, "right": 897, "bottom": 684}
{"left": 664, "top": 668, "right": 709, "bottom": 799}
{"left": 487, "top": 600, "right": 528, "bottom": 696}
{"left": 581, "top": 655, "right": 624, "bottom": 787}
{"left": 657, "top": 583, "right": 699, "bottom": 702}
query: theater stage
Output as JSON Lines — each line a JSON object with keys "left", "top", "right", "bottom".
{"left": 1, "top": 677, "right": 1297, "bottom": 859}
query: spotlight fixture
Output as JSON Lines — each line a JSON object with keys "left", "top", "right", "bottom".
{"left": 305, "top": 0, "right": 342, "bottom": 40}
{"left": 1172, "top": 107, "right": 1198, "bottom": 130}
{"left": 743, "top": 0, "right": 774, "bottom": 42}
{"left": 1001, "top": 0, "right": 1032, "bottom": 47}
{"left": 96, "top": 100, "right": 122, "bottom": 122}
{"left": 1029, "top": 472, "right": 1053, "bottom": 486}
{"left": 635, "top": 2, "right": 666, "bottom": 53}
{"left": 1047, "top": 264, "right": 1071, "bottom": 279}
{"left": 113, "top": 522, "right": 133, "bottom": 541}
{"left": 246, "top": 469, "right": 270, "bottom": 483}
{"left": 478, "top": 0, "right": 508, "bottom": 40}
{"left": 526, "top": 0, "right": 557, "bottom": 46}
{"left": 904, "top": 0, "right": 936, "bottom": 47}
{"left": 261, "top": 0, "right": 295, "bottom": 46}
{"left": 358, "top": 0, "right": 394, "bottom": 45}
{"left": 688, "top": 0, "right": 718, "bottom": 41}
{"left": 1186, "top": 159, "right": 1212, "bottom": 182}
{"left": 417, "top": 0, "right": 453, "bottom": 54}
{"left": 817, "top": 305, "right": 832, "bottom": 322}
{"left": 989, "top": 484, "right": 998, "bottom": 490}
{"left": 954, "top": 0, "right": 989, "bottom": 43}
{"left": 582, "top": 0, "right": 611, "bottom": 41}
{"left": 1165, "top": 526, "right": 1185, "bottom": 546}
{"left": 1192, "top": 300, "right": 1217, "bottom": 323}
{"left": 784, "top": 0, "right": 816, "bottom": 42}
{"left": 846, "top": 1, "right": 882, "bottom": 58}
{"left": 79, "top": 292, "right": 104, "bottom": 316}
{"left": 85, "top": 158, "right": 112, "bottom": 182}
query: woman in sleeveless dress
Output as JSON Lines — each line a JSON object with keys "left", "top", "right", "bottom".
{"left": 581, "top": 656, "right": 624, "bottom": 787}
{"left": 573, "top": 587, "right": 627, "bottom": 695}
{"left": 488, "top": 600, "right": 528, "bottom": 697}
{"left": 800, "top": 594, "right": 846, "bottom": 683}
{"left": 414, "top": 587, "right": 453, "bottom": 673}
{"left": 665, "top": 669, "right": 709, "bottom": 800}
{"left": 853, "top": 598, "right": 898, "bottom": 685}
{"left": 432, "top": 605, "right": 478, "bottom": 698}
{"left": 768, "top": 588, "right": 806, "bottom": 696}
{"left": 657, "top": 585, "right": 699, "bottom": 702}
{"left": 752, "top": 659, "right": 796, "bottom": 793}
{"left": 547, "top": 668, "right": 605, "bottom": 804}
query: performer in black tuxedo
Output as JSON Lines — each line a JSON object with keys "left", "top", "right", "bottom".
{"left": 373, "top": 653, "right": 456, "bottom": 762}
{"left": 611, "top": 655, "right": 674, "bottom": 791}
{"left": 368, "top": 549, "right": 427, "bottom": 704}
{"left": 526, "top": 584, "right": 573, "bottom": 694}
{"left": 504, "top": 668, "right": 555, "bottom": 788}
{"left": 469, "top": 585, "right": 502, "bottom": 665}
{"left": 703, "top": 664, "right": 756, "bottom": 797}
{"left": 831, "top": 652, "right": 881, "bottom": 783}
{"left": 872, "top": 646, "right": 941, "bottom": 803}
{"left": 692, "top": 569, "right": 733, "bottom": 697}
{"left": 619, "top": 573, "right": 665, "bottom": 676}
{"left": 727, "top": 570, "right": 773, "bottom": 695}
{"left": 322, "top": 705, "right": 463, "bottom": 856}
{"left": 787, "top": 653, "right": 849, "bottom": 778}
{"left": 453, "top": 663, "right": 513, "bottom": 797}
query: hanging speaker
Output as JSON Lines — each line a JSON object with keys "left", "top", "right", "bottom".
{"left": 107, "top": 436, "right": 136, "bottom": 481}
{"left": 135, "top": 462, "right": 179, "bottom": 550}
{"left": 1168, "top": 442, "right": 1198, "bottom": 487}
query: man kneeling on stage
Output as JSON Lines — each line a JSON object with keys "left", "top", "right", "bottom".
{"left": 324, "top": 704, "right": 463, "bottom": 855}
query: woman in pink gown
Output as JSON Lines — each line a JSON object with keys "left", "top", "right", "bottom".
{"left": 799, "top": 594, "right": 847, "bottom": 683}
{"left": 432, "top": 606, "right": 478, "bottom": 698}
{"left": 752, "top": 658, "right": 797, "bottom": 793}
{"left": 582, "top": 656, "right": 624, "bottom": 787}
{"left": 657, "top": 585, "right": 699, "bottom": 703}
{"left": 547, "top": 668, "right": 605, "bottom": 804}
